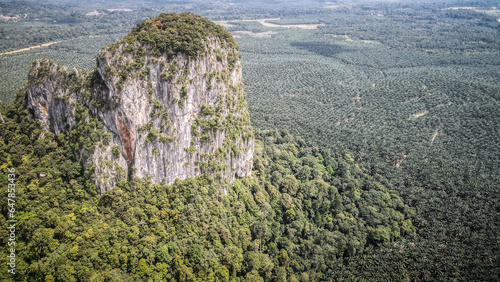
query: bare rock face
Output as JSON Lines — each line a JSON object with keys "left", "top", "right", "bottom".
{"left": 24, "top": 12, "right": 254, "bottom": 194}
{"left": 25, "top": 59, "right": 78, "bottom": 135}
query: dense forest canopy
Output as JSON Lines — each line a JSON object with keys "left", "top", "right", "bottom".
{"left": 121, "top": 12, "right": 238, "bottom": 58}
{"left": 0, "top": 0, "right": 499, "bottom": 280}
{"left": 0, "top": 91, "right": 415, "bottom": 280}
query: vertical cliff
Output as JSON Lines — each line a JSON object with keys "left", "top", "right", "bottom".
{"left": 25, "top": 12, "right": 254, "bottom": 194}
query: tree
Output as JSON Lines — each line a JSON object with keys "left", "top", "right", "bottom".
{"left": 283, "top": 175, "right": 299, "bottom": 195}
{"left": 135, "top": 258, "right": 152, "bottom": 278}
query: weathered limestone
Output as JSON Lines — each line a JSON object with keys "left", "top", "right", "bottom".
{"left": 25, "top": 15, "right": 254, "bottom": 194}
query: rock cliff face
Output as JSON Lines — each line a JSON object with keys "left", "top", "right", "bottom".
{"left": 25, "top": 13, "right": 254, "bottom": 194}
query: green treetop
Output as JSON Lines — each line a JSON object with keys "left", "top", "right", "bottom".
{"left": 121, "top": 12, "right": 238, "bottom": 59}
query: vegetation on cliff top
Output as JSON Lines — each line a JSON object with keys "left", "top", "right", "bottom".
{"left": 120, "top": 12, "right": 238, "bottom": 59}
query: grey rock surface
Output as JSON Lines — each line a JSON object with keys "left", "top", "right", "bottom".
{"left": 25, "top": 36, "right": 254, "bottom": 194}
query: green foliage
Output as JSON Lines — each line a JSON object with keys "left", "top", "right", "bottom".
{"left": 111, "top": 145, "right": 121, "bottom": 158}
{"left": 0, "top": 1, "right": 499, "bottom": 280}
{"left": 123, "top": 12, "right": 237, "bottom": 59}
{"left": 0, "top": 99, "right": 416, "bottom": 281}
{"left": 180, "top": 85, "right": 188, "bottom": 99}
{"left": 238, "top": 6, "right": 500, "bottom": 280}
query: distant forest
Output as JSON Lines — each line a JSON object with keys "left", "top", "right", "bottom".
{"left": 1, "top": 0, "right": 499, "bottom": 281}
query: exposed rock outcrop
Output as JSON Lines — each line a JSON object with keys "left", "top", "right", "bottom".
{"left": 25, "top": 12, "right": 254, "bottom": 194}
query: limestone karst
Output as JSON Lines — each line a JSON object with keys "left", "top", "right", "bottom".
{"left": 25, "top": 12, "right": 254, "bottom": 194}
